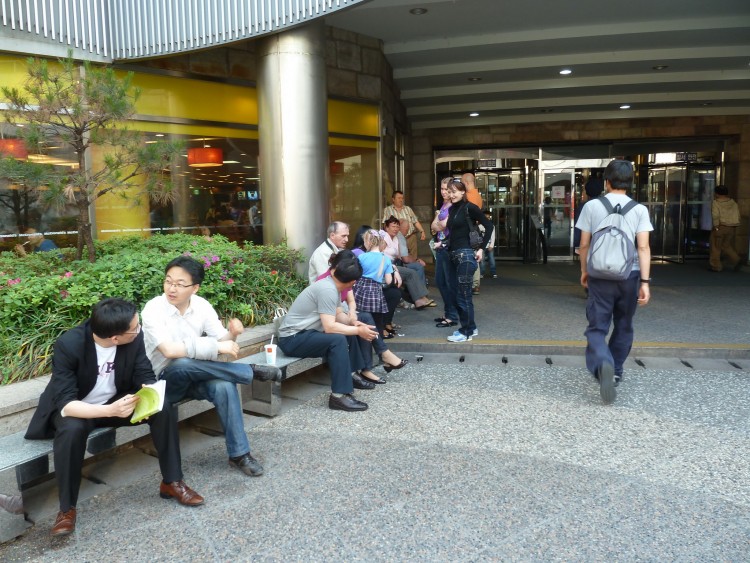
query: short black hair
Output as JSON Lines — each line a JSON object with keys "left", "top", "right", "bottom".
{"left": 715, "top": 184, "right": 729, "bottom": 196}
{"left": 604, "top": 160, "right": 633, "bottom": 190}
{"left": 90, "top": 298, "right": 138, "bottom": 338}
{"left": 331, "top": 255, "right": 363, "bottom": 283}
{"left": 165, "top": 255, "right": 205, "bottom": 285}
{"left": 328, "top": 249, "right": 356, "bottom": 268}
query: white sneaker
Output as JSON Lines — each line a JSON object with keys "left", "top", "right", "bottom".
{"left": 472, "top": 329, "right": 478, "bottom": 336}
{"left": 447, "top": 333, "right": 472, "bottom": 342}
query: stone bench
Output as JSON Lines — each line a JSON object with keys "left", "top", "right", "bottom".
{"left": 236, "top": 349, "right": 325, "bottom": 417}
{"left": 0, "top": 399, "right": 214, "bottom": 543}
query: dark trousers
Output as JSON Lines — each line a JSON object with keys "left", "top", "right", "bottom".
{"left": 52, "top": 402, "right": 182, "bottom": 512}
{"left": 435, "top": 248, "right": 458, "bottom": 322}
{"left": 383, "top": 285, "right": 401, "bottom": 326}
{"left": 585, "top": 271, "right": 640, "bottom": 377}
{"left": 278, "top": 331, "right": 363, "bottom": 394}
{"left": 449, "top": 248, "right": 478, "bottom": 336}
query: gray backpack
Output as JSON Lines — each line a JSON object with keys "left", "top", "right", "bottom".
{"left": 587, "top": 197, "right": 638, "bottom": 280}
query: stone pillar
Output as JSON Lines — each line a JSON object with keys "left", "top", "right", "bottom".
{"left": 257, "top": 22, "right": 328, "bottom": 267}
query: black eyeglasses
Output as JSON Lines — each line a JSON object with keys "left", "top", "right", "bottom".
{"left": 164, "top": 279, "right": 196, "bottom": 289}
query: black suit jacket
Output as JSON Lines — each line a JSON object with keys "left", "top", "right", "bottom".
{"left": 25, "top": 321, "right": 157, "bottom": 440}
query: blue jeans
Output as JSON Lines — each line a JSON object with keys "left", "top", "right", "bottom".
{"left": 160, "top": 358, "right": 252, "bottom": 458}
{"left": 449, "top": 248, "right": 478, "bottom": 336}
{"left": 584, "top": 272, "right": 640, "bottom": 377}
{"left": 480, "top": 248, "right": 497, "bottom": 276}
{"left": 278, "top": 331, "right": 363, "bottom": 394}
{"left": 435, "top": 248, "right": 458, "bottom": 322}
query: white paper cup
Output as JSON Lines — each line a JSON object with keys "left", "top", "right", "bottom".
{"left": 265, "top": 344, "right": 277, "bottom": 364}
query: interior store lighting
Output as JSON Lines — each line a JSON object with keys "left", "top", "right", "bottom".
{"left": 0, "top": 138, "right": 29, "bottom": 159}
{"left": 187, "top": 145, "right": 223, "bottom": 168}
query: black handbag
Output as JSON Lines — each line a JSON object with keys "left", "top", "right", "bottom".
{"left": 464, "top": 206, "right": 484, "bottom": 250}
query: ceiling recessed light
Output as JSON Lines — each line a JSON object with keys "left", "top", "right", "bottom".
{"left": 469, "top": 112, "right": 479, "bottom": 117}
{"left": 652, "top": 65, "right": 668, "bottom": 71}
{"left": 619, "top": 104, "right": 631, "bottom": 109}
{"left": 467, "top": 77, "right": 482, "bottom": 82}
{"left": 701, "top": 102, "right": 713, "bottom": 107}
{"left": 155, "top": 133, "right": 165, "bottom": 137}
{"left": 409, "top": 8, "right": 427, "bottom": 15}
{"left": 559, "top": 69, "right": 572, "bottom": 75}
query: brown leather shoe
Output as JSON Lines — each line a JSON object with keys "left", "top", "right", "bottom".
{"left": 159, "top": 480, "right": 204, "bottom": 506}
{"left": 51, "top": 508, "right": 76, "bottom": 537}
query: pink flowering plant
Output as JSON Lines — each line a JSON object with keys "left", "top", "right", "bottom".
{"left": 0, "top": 233, "right": 305, "bottom": 384}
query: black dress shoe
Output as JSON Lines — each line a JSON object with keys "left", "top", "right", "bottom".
{"left": 352, "top": 373, "right": 375, "bottom": 390}
{"left": 229, "top": 453, "right": 264, "bottom": 476}
{"left": 251, "top": 364, "right": 283, "bottom": 382}
{"left": 329, "top": 393, "right": 368, "bottom": 411}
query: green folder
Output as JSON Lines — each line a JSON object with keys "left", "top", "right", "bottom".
{"left": 131, "top": 380, "right": 166, "bottom": 423}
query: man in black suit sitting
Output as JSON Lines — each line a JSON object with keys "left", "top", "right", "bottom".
{"left": 25, "top": 298, "right": 204, "bottom": 538}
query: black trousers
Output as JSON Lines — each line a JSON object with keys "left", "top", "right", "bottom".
{"left": 52, "top": 402, "right": 182, "bottom": 512}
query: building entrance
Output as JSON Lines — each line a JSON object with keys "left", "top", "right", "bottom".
{"left": 434, "top": 142, "right": 725, "bottom": 264}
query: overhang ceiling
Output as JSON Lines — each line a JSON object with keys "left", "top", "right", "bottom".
{"left": 325, "top": 0, "right": 750, "bottom": 131}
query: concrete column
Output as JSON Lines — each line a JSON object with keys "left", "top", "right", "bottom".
{"left": 257, "top": 21, "right": 328, "bottom": 266}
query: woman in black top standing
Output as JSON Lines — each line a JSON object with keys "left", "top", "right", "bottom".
{"left": 436, "top": 179, "right": 494, "bottom": 342}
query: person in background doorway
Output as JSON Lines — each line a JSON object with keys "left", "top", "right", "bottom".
{"left": 709, "top": 184, "right": 743, "bottom": 272}
{"left": 543, "top": 197, "right": 553, "bottom": 240}
{"left": 574, "top": 175, "right": 604, "bottom": 254}
{"left": 382, "top": 190, "right": 426, "bottom": 259}
{"left": 479, "top": 210, "right": 497, "bottom": 279}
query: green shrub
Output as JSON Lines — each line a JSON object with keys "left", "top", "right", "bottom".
{"left": 0, "top": 234, "right": 306, "bottom": 384}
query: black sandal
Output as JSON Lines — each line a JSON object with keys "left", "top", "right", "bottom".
{"left": 436, "top": 319, "right": 457, "bottom": 328}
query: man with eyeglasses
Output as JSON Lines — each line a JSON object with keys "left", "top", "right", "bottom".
{"left": 25, "top": 298, "right": 204, "bottom": 537}
{"left": 308, "top": 221, "right": 350, "bottom": 285}
{"left": 141, "top": 256, "right": 283, "bottom": 478}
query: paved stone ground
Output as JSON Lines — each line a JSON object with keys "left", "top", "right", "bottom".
{"left": 2, "top": 260, "right": 748, "bottom": 561}
{"left": 2, "top": 355, "right": 748, "bottom": 562}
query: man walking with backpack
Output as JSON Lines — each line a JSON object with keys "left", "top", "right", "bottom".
{"left": 576, "top": 160, "right": 653, "bottom": 404}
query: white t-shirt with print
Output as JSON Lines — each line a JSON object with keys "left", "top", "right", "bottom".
{"left": 82, "top": 343, "right": 118, "bottom": 405}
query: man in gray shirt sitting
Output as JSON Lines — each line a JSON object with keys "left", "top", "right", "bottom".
{"left": 278, "top": 255, "right": 379, "bottom": 411}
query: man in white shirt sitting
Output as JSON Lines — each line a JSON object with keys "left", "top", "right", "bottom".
{"left": 142, "top": 256, "right": 283, "bottom": 478}
{"left": 307, "top": 221, "right": 349, "bottom": 284}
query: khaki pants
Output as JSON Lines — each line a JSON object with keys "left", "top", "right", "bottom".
{"left": 709, "top": 225, "right": 740, "bottom": 271}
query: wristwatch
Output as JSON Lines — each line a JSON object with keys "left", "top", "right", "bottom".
{"left": 640, "top": 278, "right": 651, "bottom": 283}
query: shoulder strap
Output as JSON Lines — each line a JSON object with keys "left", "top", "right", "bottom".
{"left": 376, "top": 254, "right": 387, "bottom": 280}
{"left": 619, "top": 199, "right": 638, "bottom": 216}
{"left": 598, "top": 196, "right": 615, "bottom": 214}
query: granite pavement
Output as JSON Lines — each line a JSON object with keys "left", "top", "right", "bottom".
{"left": 1, "top": 260, "right": 748, "bottom": 561}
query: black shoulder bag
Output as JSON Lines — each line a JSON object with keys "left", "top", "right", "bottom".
{"left": 464, "top": 205, "right": 484, "bottom": 250}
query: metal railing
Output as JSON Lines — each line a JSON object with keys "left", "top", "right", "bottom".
{"left": 0, "top": 0, "right": 366, "bottom": 61}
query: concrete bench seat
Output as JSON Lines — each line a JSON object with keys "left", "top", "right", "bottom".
{"left": 0, "top": 398, "right": 215, "bottom": 543}
{"left": 235, "top": 349, "right": 325, "bottom": 417}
